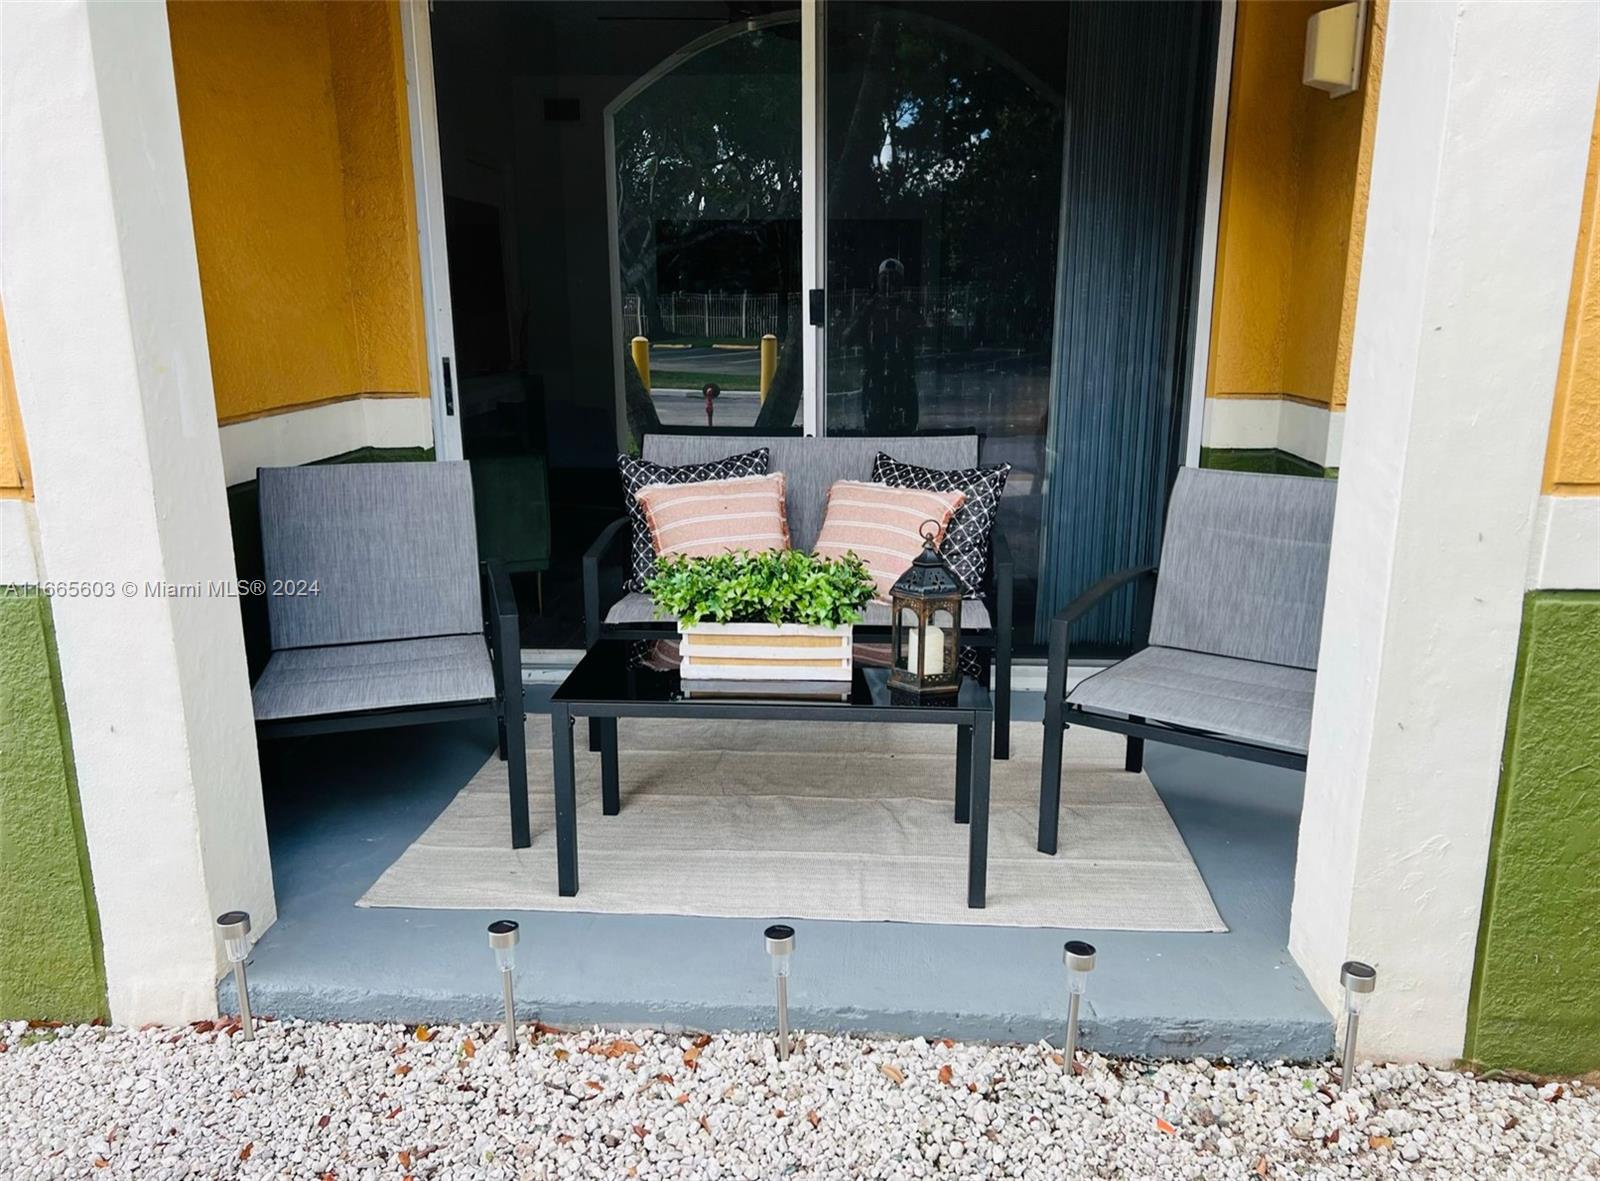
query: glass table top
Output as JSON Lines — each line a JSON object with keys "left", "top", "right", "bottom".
{"left": 552, "top": 639, "right": 990, "bottom": 711}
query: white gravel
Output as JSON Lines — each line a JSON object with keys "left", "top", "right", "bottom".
{"left": 1, "top": 1019, "right": 1596, "bottom": 1179}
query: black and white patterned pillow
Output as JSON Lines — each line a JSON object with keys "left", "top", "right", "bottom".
{"left": 872, "top": 453, "right": 1011, "bottom": 597}
{"left": 618, "top": 448, "right": 770, "bottom": 590}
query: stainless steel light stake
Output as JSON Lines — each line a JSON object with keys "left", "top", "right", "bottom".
{"left": 1063, "top": 940, "right": 1096, "bottom": 1070}
{"left": 489, "top": 920, "right": 521, "bottom": 1058}
{"left": 1339, "top": 960, "right": 1376, "bottom": 1092}
{"left": 765, "top": 924, "right": 795, "bottom": 1061}
{"left": 215, "top": 911, "right": 254, "bottom": 1041}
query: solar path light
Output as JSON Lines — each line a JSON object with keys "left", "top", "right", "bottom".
{"left": 1339, "top": 960, "right": 1376, "bottom": 1092}
{"left": 1063, "top": 940, "right": 1096, "bottom": 1069}
{"left": 765, "top": 924, "right": 795, "bottom": 1061}
{"left": 215, "top": 911, "right": 254, "bottom": 1041}
{"left": 489, "top": 920, "right": 521, "bottom": 1058}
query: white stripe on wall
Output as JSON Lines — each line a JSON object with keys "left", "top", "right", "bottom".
{"left": 1201, "top": 396, "right": 1344, "bottom": 469}
{"left": 1527, "top": 494, "right": 1600, "bottom": 590}
{"left": 0, "top": 498, "right": 41, "bottom": 584}
{"left": 217, "top": 396, "right": 434, "bottom": 486}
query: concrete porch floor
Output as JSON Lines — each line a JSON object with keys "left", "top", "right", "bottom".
{"left": 229, "top": 688, "right": 1333, "bottom": 1061}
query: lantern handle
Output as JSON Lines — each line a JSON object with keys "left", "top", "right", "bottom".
{"left": 919, "top": 520, "right": 940, "bottom": 545}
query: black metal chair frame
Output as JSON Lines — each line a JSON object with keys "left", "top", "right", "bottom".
{"left": 255, "top": 561, "right": 531, "bottom": 848}
{"left": 581, "top": 519, "right": 1014, "bottom": 759}
{"left": 1037, "top": 564, "right": 1308, "bottom": 855}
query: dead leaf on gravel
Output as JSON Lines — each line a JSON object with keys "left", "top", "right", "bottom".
{"left": 806, "top": 1110, "right": 821, "bottom": 1129}
{"left": 676, "top": 1093, "right": 690, "bottom": 1105}
{"left": 414, "top": 1025, "right": 434, "bottom": 1042}
{"left": 553, "top": 1049, "right": 570, "bottom": 1061}
{"left": 461, "top": 1039, "right": 476, "bottom": 1058}
{"left": 585, "top": 1080, "right": 603, "bottom": 1091}
{"left": 317, "top": 1114, "right": 330, "bottom": 1129}
{"left": 1368, "top": 1135, "right": 1393, "bottom": 1150}
{"left": 683, "top": 1045, "right": 702, "bottom": 1069}
{"left": 692, "top": 1033, "right": 712, "bottom": 1048}
{"left": 698, "top": 1115, "right": 711, "bottom": 1132}
{"left": 395, "top": 1065, "right": 412, "bottom": 1077}
{"left": 238, "top": 1143, "right": 253, "bottom": 1161}
{"left": 1155, "top": 1118, "right": 1176, "bottom": 1135}
{"left": 879, "top": 1064, "right": 906, "bottom": 1085}
{"left": 938, "top": 1065, "right": 954, "bottom": 1085}
{"left": 1253, "top": 1156, "right": 1269, "bottom": 1176}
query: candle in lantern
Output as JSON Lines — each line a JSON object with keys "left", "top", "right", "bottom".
{"left": 906, "top": 624, "right": 945, "bottom": 676}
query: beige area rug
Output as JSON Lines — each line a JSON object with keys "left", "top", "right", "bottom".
{"left": 359, "top": 717, "right": 1226, "bottom": 932}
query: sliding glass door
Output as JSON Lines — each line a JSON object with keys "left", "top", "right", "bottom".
{"left": 431, "top": 0, "right": 1217, "bottom": 650}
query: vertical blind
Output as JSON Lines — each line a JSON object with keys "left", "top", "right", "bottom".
{"left": 1035, "top": 0, "right": 1219, "bottom": 650}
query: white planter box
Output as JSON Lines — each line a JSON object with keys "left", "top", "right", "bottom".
{"left": 679, "top": 622, "right": 853, "bottom": 681}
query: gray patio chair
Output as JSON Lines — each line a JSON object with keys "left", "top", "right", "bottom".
{"left": 251, "top": 462, "right": 530, "bottom": 847}
{"left": 1037, "top": 467, "right": 1336, "bottom": 854}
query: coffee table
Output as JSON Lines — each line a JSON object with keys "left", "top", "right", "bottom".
{"left": 546, "top": 640, "right": 994, "bottom": 908}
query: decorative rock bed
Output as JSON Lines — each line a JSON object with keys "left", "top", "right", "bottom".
{"left": 1, "top": 1020, "right": 1595, "bottom": 1179}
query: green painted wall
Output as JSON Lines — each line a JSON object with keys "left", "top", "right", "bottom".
{"left": 0, "top": 592, "right": 107, "bottom": 1020}
{"left": 1466, "top": 591, "right": 1600, "bottom": 1075}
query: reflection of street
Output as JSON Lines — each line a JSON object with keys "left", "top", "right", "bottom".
{"left": 649, "top": 345, "right": 762, "bottom": 383}
{"left": 650, "top": 387, "right": 763, "bottom": 427}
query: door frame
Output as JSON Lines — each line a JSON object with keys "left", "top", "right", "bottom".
{"left": 400, "top": 0, "right": 463, "bottom": 461}
{"left": 1183, "top": 0, "right": 1237, "bottom": 467}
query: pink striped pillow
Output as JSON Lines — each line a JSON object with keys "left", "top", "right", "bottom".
{"left": 813, "top": 480, "right": 966, "bottom": 601}
{"left": 636, "top": 473, "right": 789, "bottom": 562}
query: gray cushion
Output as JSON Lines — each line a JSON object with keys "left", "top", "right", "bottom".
{"left": 604, "top": 591, "right": 991, "bottom": 631}
{"left": 1068, "top": 646, "right": 1315, "bottom": 754}
{"left": 252, "top": 635, "right": 495, "bottom": 721}
{"left": 259, "top": 462, "right": 482, "bottom": 649}
{"left": 1148, "top": 468, "right": 1336, "bottom": 670}
{"left": 642, "top": 435, "right": 979, "bottom": 552}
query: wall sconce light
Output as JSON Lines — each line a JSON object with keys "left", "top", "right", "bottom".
{"left": 1063, "top": 940, "right": 1096, "bottom": 1069}
{"left": 488, "top": 920, "right": 520, "bottom": 1058}
{"left": 1339, "top": 960, "right": 1376, "bottom": 1092}
{"left": 765, "top": 924, "right": 795, "bottom": 1061}
{"left": 1304, "top": 1, "right": 1367, "bottom": 98}
{"left": 215, "top": 911, "right": 254, "bottom": 1041}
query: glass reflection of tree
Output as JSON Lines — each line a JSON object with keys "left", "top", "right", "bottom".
{"left": 613, "top": 27, "right": 799, "bottom": 441}
{"left": 829, "top": 11, "right": 1062, "bottom": 435}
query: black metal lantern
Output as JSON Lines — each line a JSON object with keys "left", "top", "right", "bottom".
{"left": 889, "top": 521, "right": 963, "bottom": 697}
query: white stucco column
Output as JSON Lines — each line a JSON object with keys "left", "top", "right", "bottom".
{"left": 1289, "top": 2, "right": 1600, "bottom": 1060}
{"left": 0, "top": 1, "right": 274, "bottom": 1021}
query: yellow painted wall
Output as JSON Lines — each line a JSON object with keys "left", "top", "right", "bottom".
{"left": 1543, "top": 89, "right": 1600, "bottom": 496}
{"left": 1207, "top": 0, "right": 1385, "bottom": 411}
{"left": 167, "top": 0, "right": 428, "bottom": 425}
{"left": 0, "top": 302, "right": 32, "bottom": 500}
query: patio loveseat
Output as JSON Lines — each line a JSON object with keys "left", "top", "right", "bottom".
{"left": 1036, "top": 467, "right": 1337, "bottom": 853}
{"left": 583, "top": 433, "right": 1015, "bottom": 757}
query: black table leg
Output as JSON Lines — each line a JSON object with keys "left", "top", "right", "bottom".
{"left": 967, "top": 709, "right": 992, "bottom": 909}
{"left": 506, "top": 698, "right": 530, "bottom": 849}
{"left": 955, "top": 723, "right": 972, "bottom": 824}
{"left": 599, "top": 716, "right": 620, "bottom": 815}
{"left": 552, "top": 703, "right": 578, "bottom": 896}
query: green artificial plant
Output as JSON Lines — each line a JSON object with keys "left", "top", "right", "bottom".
{"left": 643, "top": 550, "right": 876, "bottom": 629}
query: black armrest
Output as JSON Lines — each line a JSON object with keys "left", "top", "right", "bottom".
{"left": 482, "top": 560, "right": 522, "bottom": 711}
{"left": 1047, "top": 564, "right": 1158, "bottom": 701}
{"left": 582, "top": 516, "right": 631, "bottom": 646}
